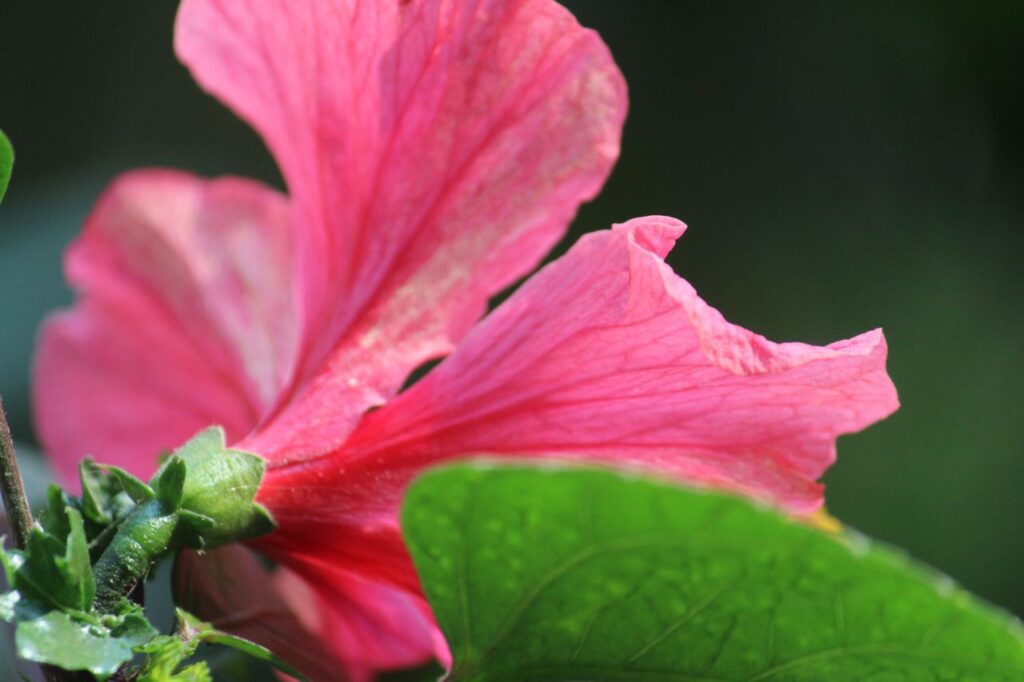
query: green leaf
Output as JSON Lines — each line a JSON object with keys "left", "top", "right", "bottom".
{"left": 14, "top": 506, "right": 95, "bottom": 613}
{"left": 57, "top": 507, "right": 95, "bottom": 611}
{"left": 19, "top": 527, "right": 86, "bottom": 613}
{"left": 200, "top": 631, "right": 306, "bottom": 679}
{"left": 141, "top": 661, "right": 212, "bottom": 682}
{"left": 37, "top": 485, "right": 72, "bottom": 539}
{"left": 0, "top": 574, "right": 46, "bottom": 624}
{"left": 113, "top": 606, "right": 161, "bottom": 648}
{"left": 0, "top": 129, "right": 12, "bottom": 204}
{"left": 0, "top": 539, "right": 21, "bottom": 586}
{"left": 403, "top": 464, "right": 1024, "bottom": 681}
{"left": 15, "top": 609, "right": 156, "bottom": 680}
{"left": 135, "top": 633, "right": 195, "bottom": 678}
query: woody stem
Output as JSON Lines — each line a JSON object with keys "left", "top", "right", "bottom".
{"left": 0, "top": 401, "right": 76, "bottom": 682}
{"left": 0, "top": 396, "right": 33, "bottom": 550}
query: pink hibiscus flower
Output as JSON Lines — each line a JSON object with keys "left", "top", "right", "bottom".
{"left": 32, "top": 0, "right": 898, "bottom": 679}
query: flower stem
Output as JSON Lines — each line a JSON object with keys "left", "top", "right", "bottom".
{"left": 0, "top": 396, "right": 33, "bottom": 550}
{"left": 92, "top": 498, "right": 178, "bottom": 613}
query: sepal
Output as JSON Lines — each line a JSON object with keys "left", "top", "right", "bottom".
{"left": 107, "top": 465, "right": 156, "bottom": 504}
{"left": 168, "top": 427, "right": 275, "bottom": 547}
{"left": 154, "top": 455, "right": 187, "bottom": 511}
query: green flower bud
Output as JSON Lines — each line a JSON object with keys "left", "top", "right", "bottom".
{"left": 155, "top": 427, "right": 275, "bottom": 548}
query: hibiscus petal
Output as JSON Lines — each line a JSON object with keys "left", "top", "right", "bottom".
{"left": 33, "top": 170, "right": 297, "bottom": 481}
{"left": 174, "top": 546, "right": 442, "bottom": 682}
{"left": 280, "top": 560, "right": 444, "bottom": 680}
{"left": 174, "top": 547, "right": 346, "bottom": 681}
{"left": 261, "top": 217, "right": 899, "bottom": 573}
{"left": 176, "top": 0, "right": 628, "bottom": 460}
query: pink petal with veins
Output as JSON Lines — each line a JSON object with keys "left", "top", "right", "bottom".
{"left": 258, "top": 217, "right": 898, "bottom": 586}
{"left": 32, "top": 2, "right": 901, "bottom": 679}
{"left": 175, "top": 546, "right": 445, "bottom": 682}
{"left": 176, "top": 0, "right": 628, "bottom": 460}
{"left": 34, "top": 170, "right": 295, "bottom": 481}
{"left": 278, "top": 561, "right": 445, "bottom": 681}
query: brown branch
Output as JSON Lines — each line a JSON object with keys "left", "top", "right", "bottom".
{"left": 0, "top": 396, "right": 32, "bottom": 549}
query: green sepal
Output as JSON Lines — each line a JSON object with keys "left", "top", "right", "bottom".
{"left": 80, "top": 459, "right": 116, "bottom": 525}
{"left": 75, "top": 461, "right": 142, "bottom": 540}
{"left": 0, "top": 129, "right": 12, "bottom": 204}
{"left": 154, "top": 456, "right": 187, "bottom": 511}
{"left": 177, "top": 510, "right": 216, "bottom": 534}
{"left": 107, "top": 465, "right": 156, "bottom": 504}
{"left": 166, "top": 427, "right": 275, "bottom": 547}
{"left": 176, "top": 510, "right": 217, "bottom": 550}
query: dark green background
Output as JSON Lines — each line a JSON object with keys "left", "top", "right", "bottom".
{"left": 1, "top": 0, "right": 1021, "bottom": 626}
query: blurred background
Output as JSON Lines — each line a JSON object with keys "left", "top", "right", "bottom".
{"left": 0, "top": 0, "right": 1021, "bottom": 666}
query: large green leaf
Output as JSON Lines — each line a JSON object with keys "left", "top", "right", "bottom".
{"left": 403, "top": 463, "right": 1024, "bottom": 681}
{"left": 0, "top": 129, "right": 11, "bottom": 203}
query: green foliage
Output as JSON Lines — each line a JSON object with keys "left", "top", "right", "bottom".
{"left": 0, "top": 129, "right": 11, "bottom": 204}
{"left": 0, "top": 426, "right": 284, "bottom": 679}
{"left": 175, "top": 609, "right": 305, "bottom": 680}
{"left": 59, "top": 508, "right": 94, "bottom": 610}
{"left": 0, "top": 478, "right": 159, "bottom": 679}
{"left": 403, "top": 463, "right": 1024, "bottom": 681}
{"left": 9, "top": 506, "right": 94, "bottom": 614}
{"left": 15, "top": 608, "right": 156, "bottom": 679}
{"left": 136, "top": 609, "right": 305, "bottom": 682}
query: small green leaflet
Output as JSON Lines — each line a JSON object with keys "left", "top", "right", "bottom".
{"left": 0, "top": 497, "right": 156, "bottom": 680}
{"left": 0, "top": 129, "right": 12, "bottom": 204}
{"left": 403, "top": 463, "right": 1024, "bottom": 681}
{"left": 16, "top": 508, "right": 94, "bottom": 613}
{"left": 136, "top": 609, "right": 307, "bottom": 682}
{"left": 176, "top": 608, "right": 306, "bottom": 680}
